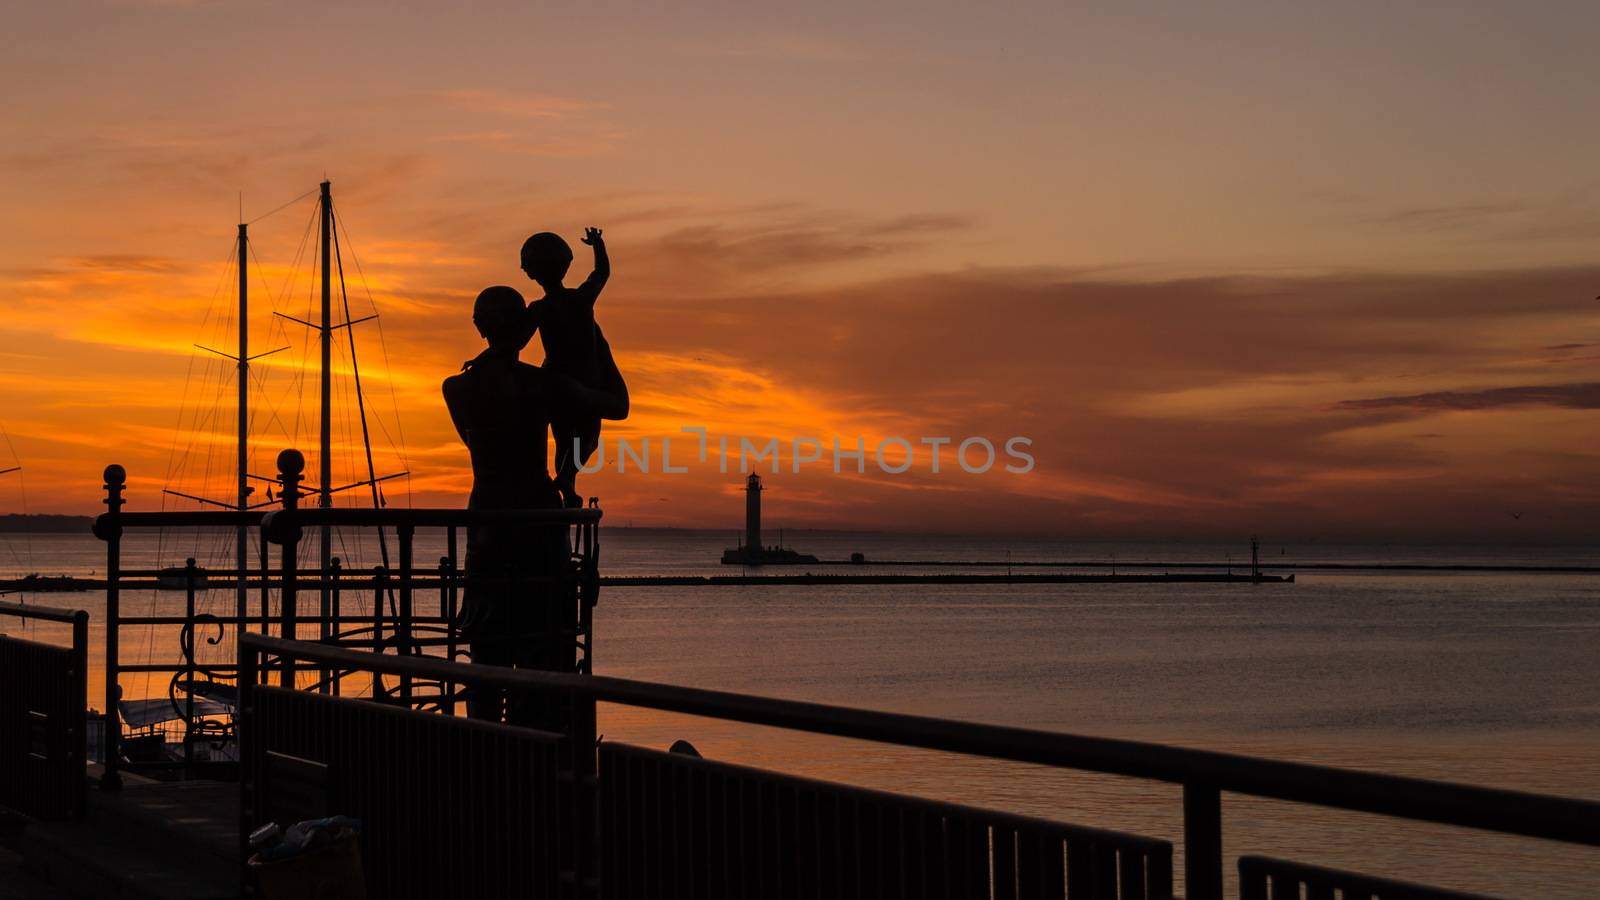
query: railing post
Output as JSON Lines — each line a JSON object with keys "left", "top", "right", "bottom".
{"left": 237, "top": 634, "right": 260, "bottom": 896}
{"left": 445, "top": 525, "right": 458, "bottom": 619}
{"left": 276, "top": 450, "right": 304, "bottom": 689}
{"left": 397, "top": 525, "right": 414, "bottom": 704}
{"left": 68, "top": 610, "right": 88, "bottom": 818}
{"left": 95, "top": 463, "right": 125, "bottom": 792}
{"left": 439, "top": 555, "right": 456, "bottom": 709}
{"left": 327, "top": 557, "right": 342, "bottom": 695}
{"left": 1183, "top": 782, "right": 1223, "bottom": 900}
{"left": 183, "top": 557, "right": 197, "bottom": 773}
{"left": 579, "top": 520, "right": 598, "bottom": 674}
{"left": 371, "top": 565, "right": 387, "bottom": 698}
{"left": 575, "top": 690, "right": 599, "bottom": 899}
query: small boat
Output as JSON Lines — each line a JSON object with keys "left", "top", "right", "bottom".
{"left": 11, "top": 574, "right": 90, "bottom": 592}
{"left": 157, "top": 565, "right": 210, "bottom": 591}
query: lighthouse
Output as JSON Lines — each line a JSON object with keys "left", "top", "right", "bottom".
{"left": 720, "top": 473, "right": 818, "bottom": 565}
{"left": 745, "top": 472, "right": 763, "bottom": 551}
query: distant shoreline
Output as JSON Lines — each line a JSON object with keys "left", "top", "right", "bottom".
{"left": 0, "top": 514, "right": 93, "bottom": 533}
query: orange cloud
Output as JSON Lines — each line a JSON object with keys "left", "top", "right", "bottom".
{"left": 3, "top": 170, "right": 1598, "bottom": 542}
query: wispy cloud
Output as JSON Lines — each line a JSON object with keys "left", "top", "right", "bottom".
{"left": 1368, "top": 201, "right": 1526, "bottom": 231}
{"left": 427, "top": 89, "right": 605, "bottom": 119}
{"left": 1333, "top": 383, "right": 1600, "bottom": 413}
{"left": 1360, "top": 189, "right": 1600, "bottom": 247}
{"left": 427, "top": 130, "right": 625, "bottom": 158}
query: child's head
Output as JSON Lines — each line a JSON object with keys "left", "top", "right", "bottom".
{"left": 520, "top": 232, "right": 573, "bottom": 285}
{"left": 473, "top": 285, "right": 525, "bottom": 347}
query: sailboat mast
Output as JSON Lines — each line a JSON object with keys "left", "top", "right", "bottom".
{"left": 319, "top": 182, "right": 333, "bottom": 512}
{"left": 236, "top": 222, "right": 249, "bottom": 623}
{"left": 319, "top": 181, "right": 333, "bottom": 595}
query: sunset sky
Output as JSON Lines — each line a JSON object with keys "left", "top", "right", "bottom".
{"left": 3, "top": 1, "right": 1598, "bottom": 540}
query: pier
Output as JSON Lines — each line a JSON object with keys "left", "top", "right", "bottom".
{"left": 2, "top": 570, "right": 1294, "bottom": 593}
{"left": 605, "top": 571, "right": 1293, "bottom": 586}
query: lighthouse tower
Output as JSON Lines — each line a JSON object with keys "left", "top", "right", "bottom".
{"left": 744, "top": 472, "right": 763, "bottom": 551}
{"left": 721, "top": 473, "right": 816, "bottom": 565}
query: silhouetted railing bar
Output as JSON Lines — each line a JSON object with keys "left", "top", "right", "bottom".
{"left": 439, "top": 553, "right": 458, "bottom": 706}
{"left": 242, "top": 633, "right": 1600, "bottom": 854}
{"left": 108, "top": 614, "right": 457, "bottom": 626}
{"left": 182, "top": 558, "right": 197, "bottom": 769}
{"left": 614, "top": 742, "right": 1168, "bottom": 851}
{"left": 599, "top": 741, "right": 1172, "bottom": 899}
{"left": 1183, "top": 782, "right": 1223, "bottom": 900}
{"left": 445, "top": 522, "right": 460, "bottom": 665}
{"left": 1238, "top": 855, "right": 1498, "bottom": 900}
{"left": 106, "top": 511, "right": 266, "bottom": 528}
{"left": 103, "top": 574, "right": 574, "bottom": 591}
{"left": 397, "top": 525, "right": 414, "bottom": 703}
{"left": 325, "top": 557, "right": 340, "bottom": 693}
{"left": 0, "top": 603, "right": 88, "bottom": 820}
{"left": 0, "top": 601, "right": 91, "bottom": 625}
{"left": 102, "top": 508, "right": 599, "bottom": 532}
{"left": 256, "top": 506, "right": 601, "bottom": 534}
{"left": 246, "top": 630, "right": 1600, "bottom": 896}
{"left": 257, "top": 532, "right": 270, "bottom": 630}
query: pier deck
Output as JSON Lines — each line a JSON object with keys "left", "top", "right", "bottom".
{"left": 15, "top": 767, "right": 237, "bottom": 900}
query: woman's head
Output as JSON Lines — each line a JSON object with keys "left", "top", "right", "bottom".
{"left": 473, "top": 285, "right": 525, "bottom": 347}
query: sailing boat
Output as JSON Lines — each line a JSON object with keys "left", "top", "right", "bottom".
{"left": 130, "top": 181, "right": 411, "bottom": 760}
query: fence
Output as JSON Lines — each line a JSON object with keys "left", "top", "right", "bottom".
{"left": 92, "top": 455, "right": 600, "bottom": 789}
{"left": 241, "top": 633, "right": 1600, "bottom": 900}
{"left": 0, "top": 600, "right": 89, "bottom": 820}
{"left": 600, "top": 742, "right": 1173, "bottom": 900}
{"left": 244, "top": 685, "right": 567, "bottom": 898}
{"left": 1237, "top": 856, "right": 1498, "bottom": 900}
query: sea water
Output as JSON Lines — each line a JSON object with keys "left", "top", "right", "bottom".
{"left": 3, "top": 530, "right": 1597, "bottom": 895}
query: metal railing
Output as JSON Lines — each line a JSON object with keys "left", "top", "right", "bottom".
{"left": 94, "top": 454, "right": 601, "bottom": 789}
{"left": 600, "top": 741, "right": 1174, "bottom": 899}
{"left": 245, "top": 684, "right": 567, "bottom": 898}
{"left": 242, "top": 633, "right": 1600, "bottom": 900}
{"left": 0, "top": 600, "right": 89, "bottom": 819}
{"left": 1238, "top": 855, "right": 1498, "bottom": 900}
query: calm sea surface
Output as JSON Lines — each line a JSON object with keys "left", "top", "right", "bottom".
{"left": 3, "top": 530, "right": 1598, "bottom": 896}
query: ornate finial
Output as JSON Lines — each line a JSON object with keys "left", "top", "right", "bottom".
{"left": 277, "top": 448, "right": 305, "bottom": 476}
{"left": 95, "top": 463, "right": 127, "bottom": 540}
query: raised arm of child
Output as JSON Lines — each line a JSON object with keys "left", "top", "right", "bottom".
{"left": 577, "top": 226, "right": 608, "bottom": 306}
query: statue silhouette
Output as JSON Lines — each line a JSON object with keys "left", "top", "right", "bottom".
{"left": 442, "top": 285, "right": 621, "bottom": 725}
{"left": 465, "top": 227, "right": 629, "bottom": 508}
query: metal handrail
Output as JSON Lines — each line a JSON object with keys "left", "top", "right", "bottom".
{"left": 260, "top": 505, "right": 599, "bottom": 531}
{"left": 0, "top": 601, "right": 89, "bottom": 819}
{"left": 242, "top": 631, "right": 1600, "bottom": 897}
{"left": 0, "top": 601, "right": 90, "bottom": 627}
{"left": 96, "top": 507, "right": 599, "bottom": 534}
{"left": 94, "top": 457, "right": 602, "bottom": 794}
